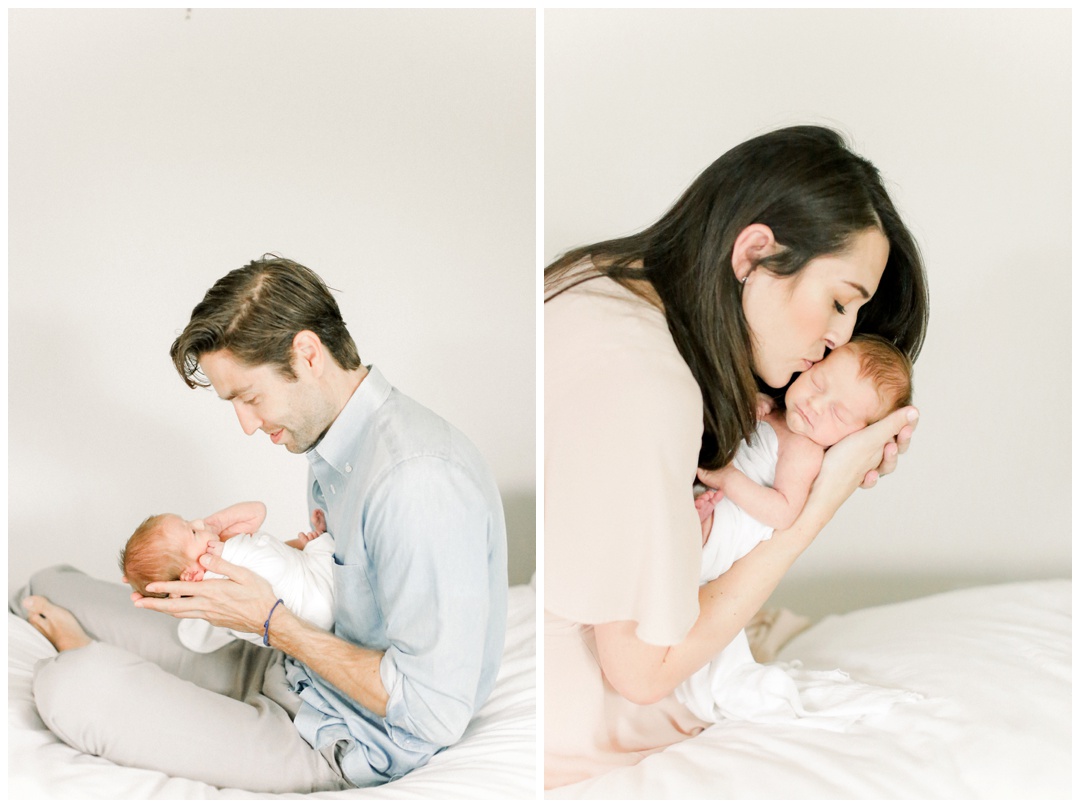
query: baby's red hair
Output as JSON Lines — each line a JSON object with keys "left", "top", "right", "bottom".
{"left": 118, "top": 514, "right": 189, "bottom": 598}
{"left": 846, "top": 334, "right": 914, "bottom": 422}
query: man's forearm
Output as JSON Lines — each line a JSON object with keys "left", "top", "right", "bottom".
{"left": 268, "top": 608, "right": 389, "bottom": 717}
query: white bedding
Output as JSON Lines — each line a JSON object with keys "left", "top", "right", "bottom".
{"left": 8, "top": 584, "right": 537, "bottom": 799}
{"left": 550, "top": 579, "right": 1071, "bottom": 799}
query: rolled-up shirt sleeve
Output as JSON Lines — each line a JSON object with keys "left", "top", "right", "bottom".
{"left": 364, "top": 455, "right": 493, "bottom": 749}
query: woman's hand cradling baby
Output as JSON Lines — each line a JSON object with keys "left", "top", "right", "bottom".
{"left": 858, "top": 407, "right": 919, "bottom": 489}
{"left": 815, "top": 406, "right": 919, "bottom": 510}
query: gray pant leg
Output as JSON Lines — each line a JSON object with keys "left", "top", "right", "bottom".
{"left": 32, "top": 642, "right": 347, "bottom": 793}
{"left": 11, "top": 564, "right": 265, "bottom": 696}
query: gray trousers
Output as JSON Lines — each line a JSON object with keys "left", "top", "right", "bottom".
{"left": 11, "top": 565, "right": 349, "bottom": 794}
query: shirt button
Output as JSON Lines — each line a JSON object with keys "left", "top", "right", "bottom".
{"left": 345, "top": 463, "right": 352, "bottom": 473}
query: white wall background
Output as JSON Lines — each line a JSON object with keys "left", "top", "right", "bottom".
{"left": 9, "top": 9, "right": 536, "bottom": 589}
{"left": 546, "top": 9, "right": 1070, "bottom": 615}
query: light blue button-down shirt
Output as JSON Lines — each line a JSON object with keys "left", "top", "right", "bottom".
{"left": 282, "top": 365, "right": 508, "bottom": 786}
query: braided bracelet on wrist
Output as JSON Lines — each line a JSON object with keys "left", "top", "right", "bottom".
{"left": 263, "top": 598, "right": 284, "bottom": 646}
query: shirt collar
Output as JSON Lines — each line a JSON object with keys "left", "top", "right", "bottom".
{"left": 306, "top": 364, "right": 391, "bottom": 474}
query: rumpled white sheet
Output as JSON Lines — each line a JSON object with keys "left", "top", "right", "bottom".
{"left": 676, "top": 625, "right": 920, "bottom": 728}
{"left": 8, "top": 583, "right": 537, "bottom": 799}
{"left": 551, "top": 579, "right": 1070, "bottom": 799}
{"left": 680, "top": 468, "right": 921, "bottom": 728}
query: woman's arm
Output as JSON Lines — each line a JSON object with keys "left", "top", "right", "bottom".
{"left": 595, "top": 405, "right": 919, "bottom": 704}
{"left": 595, "top": 496, "right": 829, "bottom": 704}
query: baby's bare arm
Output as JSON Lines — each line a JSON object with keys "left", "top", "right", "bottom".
{"left": 709, "top": 466, "right": 796, "bottom": 530}
{"left": 766, "top": 436, "right": 825, "bottom": 530}
{"left": 712, "top": 428, "right": 823, "bottom": 531}
{"left": 203, "top": 501, "right": 267, "bottom": 539}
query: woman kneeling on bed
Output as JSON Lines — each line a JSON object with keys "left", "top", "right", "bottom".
{"left": 544, "top": 126, "right": 928, "bottom": 789}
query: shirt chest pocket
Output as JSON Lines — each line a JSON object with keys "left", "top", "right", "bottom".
{"left": 331, "top": 559, "right": 388, "bottom": 649}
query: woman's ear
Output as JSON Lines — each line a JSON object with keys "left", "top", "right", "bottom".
{"left": 731, "top": 223, "right": 777, "bottom": 282}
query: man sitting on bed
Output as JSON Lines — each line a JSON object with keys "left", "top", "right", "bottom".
{"left": 15, "top": 255, "right": 509, "bottom": 792}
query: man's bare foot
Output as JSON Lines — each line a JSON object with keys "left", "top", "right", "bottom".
{"left": 22, "top": 595, "right": 92, "bottom": 653}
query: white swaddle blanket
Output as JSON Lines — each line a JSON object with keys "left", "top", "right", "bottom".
{"left": 177, "top": 531, "right": 336, "bottom": 653}
{"left": 677, "top": 421, "right": 920, "bottom": 728}
{"left": 699, "top": 421, "right": 780, "bottom": 575}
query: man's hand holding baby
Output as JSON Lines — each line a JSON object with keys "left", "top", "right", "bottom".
{"left": 174, "top": 540, "right": 225, "bottom": 583}
{"left": 133, "top": 553, "right": 282, "bottom": 637}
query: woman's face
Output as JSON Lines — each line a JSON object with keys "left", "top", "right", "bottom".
{"left": 741, "top": 228, "right": 889, "bottom": 389}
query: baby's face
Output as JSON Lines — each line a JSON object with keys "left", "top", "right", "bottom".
{"left": 783, "top": 345, "right": 885, "bottom": 447}
{"left": 161, "top": 514, "right": 219, "bottom": 578}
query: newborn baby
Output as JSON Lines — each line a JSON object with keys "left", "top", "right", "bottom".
{"left": 119, "top": 501, "right": 335, "bottom": 652}
{"left": 680, "top": 334, "right": 919, "bottom": 725}
{"left": 695, "top": 333, "right": 913, "bottom": 570}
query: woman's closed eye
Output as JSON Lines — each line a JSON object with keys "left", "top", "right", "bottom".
{"left": 833, "top": 300, "right": 846, "bottom": 315}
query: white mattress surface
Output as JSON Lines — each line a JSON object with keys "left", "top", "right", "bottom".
{"left": 8, "top": 584, "right": 537, "bottom": 799}
{"left": 549, "top": 579, "right": 1070, "bottom": 799}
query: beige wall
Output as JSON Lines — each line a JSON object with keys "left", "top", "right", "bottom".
{"left": 546, "top": 9, "right": 1071, "bottom": 612}
{"left": 8, "top": 9, "right": 536, "bottom": 588}
{"left": 8, "top": 9, "right": 1072, "bottom": 612}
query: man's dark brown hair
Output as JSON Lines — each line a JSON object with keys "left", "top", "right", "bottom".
{"left": 171, "top": 255, "right": 362, "bottom": 388}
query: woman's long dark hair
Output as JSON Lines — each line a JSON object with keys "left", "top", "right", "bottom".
{"left": 546, "top": 126, "right": 929, "bottom": 470}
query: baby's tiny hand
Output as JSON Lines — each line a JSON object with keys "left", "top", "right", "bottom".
{"left": 755, "top": 393, "right": 776, "bottom": 420}
{"left": 311, "top": 508, "right": 326, "bottom": 535}
{"left": 285, "top": 531, "right": 314, "bottom": 551}
{"left": 697, "top": 464, "right": 733, "bottom": 492}
{"left": 206, "top": 538, "right": 225, "bottom": 557}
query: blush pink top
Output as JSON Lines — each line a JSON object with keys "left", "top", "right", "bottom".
{"left": 544, "top": 273, "right": 711, "bottom": 789}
